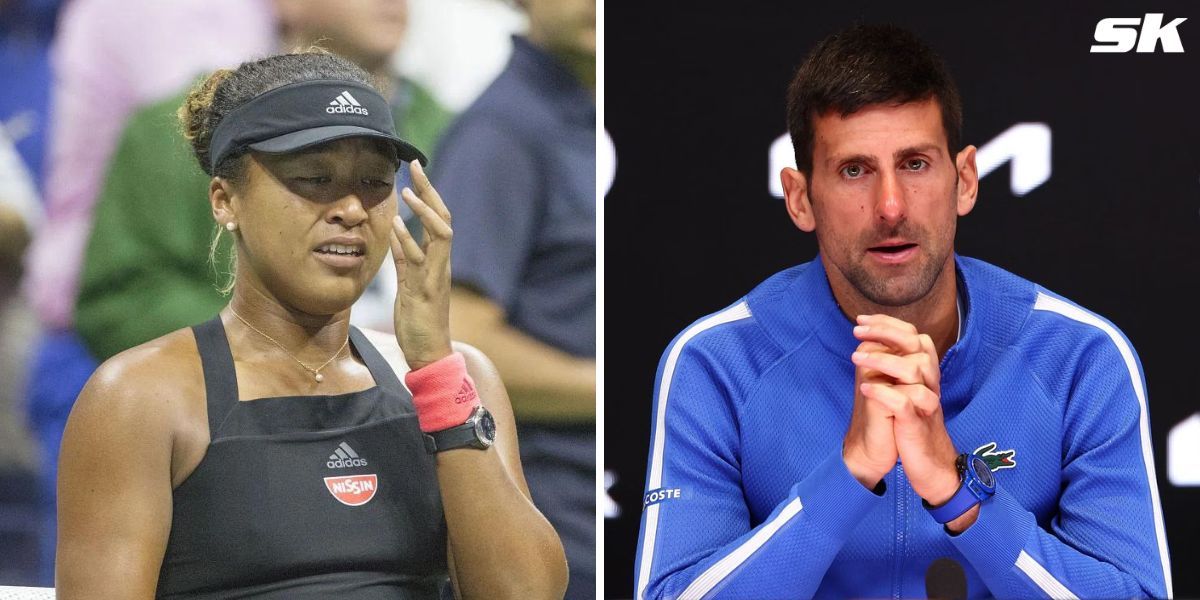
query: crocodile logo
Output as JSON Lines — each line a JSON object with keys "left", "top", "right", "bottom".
{"left": 974, "top": 442, "right": 1016, "bottom": 471}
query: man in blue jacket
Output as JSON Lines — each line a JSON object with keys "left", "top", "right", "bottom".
{"left": 634, "top": 24, "right": 1172, "bottom": 599}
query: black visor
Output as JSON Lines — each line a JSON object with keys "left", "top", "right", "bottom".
{"left": 208, "top": 79, "right": 427, "bottom": 173}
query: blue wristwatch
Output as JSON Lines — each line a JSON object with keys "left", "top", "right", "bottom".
{"left": 924, "top": 453, "right": 996, "bottom": 524}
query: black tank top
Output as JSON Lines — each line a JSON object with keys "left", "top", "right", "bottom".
{"left": 156, "top": 317, "right": 450, "bottom": 599}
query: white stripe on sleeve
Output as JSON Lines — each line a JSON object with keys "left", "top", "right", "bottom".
{"left": 1033, "top": 292, "right": 1172, "bottom": 597}
{"left": 636, "top": 301, "right": 753, "bottom": 600}
{"left": 1016, "top": 550, "right": 1079, "bottom": 599}
{"left": 677, "top": 497, "right": 804, "bottom": 600}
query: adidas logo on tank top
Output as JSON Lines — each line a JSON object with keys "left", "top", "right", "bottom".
{"left": 327, "top": 441, "right": 369, "bottom": 468}
{"left": 323, "top": 442, "right": 378, "bottom": 506}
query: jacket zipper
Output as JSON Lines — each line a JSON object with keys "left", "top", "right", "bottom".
{"left": 892, "top": 464, "right": 908, "bottom": 599}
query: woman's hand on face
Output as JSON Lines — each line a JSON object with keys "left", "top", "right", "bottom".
{"left": 389, "top": 160, "right": 454, "bottom": 371}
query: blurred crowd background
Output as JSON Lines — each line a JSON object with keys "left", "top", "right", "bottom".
{"left": 0, "top": 0, "right": 596, "bottom": 596}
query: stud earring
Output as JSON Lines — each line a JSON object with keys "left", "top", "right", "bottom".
{"left": 226, "top": 222, "right": 237, "bottom": 232}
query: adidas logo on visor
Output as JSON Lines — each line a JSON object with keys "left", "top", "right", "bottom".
{"left": 327, "top": 441, "right": 369, "bottom": 468}
{"left": 327, "top": 90, "right": 369, "bottom": 115}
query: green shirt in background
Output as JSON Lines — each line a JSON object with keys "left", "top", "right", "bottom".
{"left": 76, "top": 79, "right": 452, "bottom": 360}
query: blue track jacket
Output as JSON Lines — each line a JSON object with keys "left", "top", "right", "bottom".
{"left": 635, "top": 256, "right": 1171, "bottom": 599}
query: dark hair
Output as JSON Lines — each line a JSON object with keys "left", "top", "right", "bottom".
{"left": 177, "top": 50, "right": 381, "bottom": 180}
{"left": 785, "top": 24, "right": 963, "bottom": 176}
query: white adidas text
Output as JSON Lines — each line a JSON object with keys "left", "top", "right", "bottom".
{"left": 327, "top": 105, "right": 369, "bottom": 115}
{"left": 327, "top": 457, "right": 369, "bottom": 468}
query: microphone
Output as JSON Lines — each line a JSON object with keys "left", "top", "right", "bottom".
{"left": 925, "top": 557, "right": 967, "bottom": 600}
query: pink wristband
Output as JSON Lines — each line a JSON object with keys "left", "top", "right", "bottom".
{"left": 405, "top": 352, "right": 480, "bottom": 433}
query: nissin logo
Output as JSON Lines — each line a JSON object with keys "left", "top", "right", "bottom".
{"left": 1091, "top": 14, "right": 1187, "bottom": 53}
{"left": 324, "top": 474, "right": 378, "bottom": 506}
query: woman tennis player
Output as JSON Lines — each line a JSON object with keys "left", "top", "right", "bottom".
{"left": 54, "top": 51, "right": 568, "bottom": 599}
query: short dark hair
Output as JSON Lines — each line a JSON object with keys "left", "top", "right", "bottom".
{"left": 785, "top": 24, "right": 963, "bottom": 176}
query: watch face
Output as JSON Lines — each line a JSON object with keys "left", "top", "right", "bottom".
{"left": 972, "top": 456, "right": 995, "bottom": 487}
{"left": 475, "top": 409, "right": 497, "bottom": 446}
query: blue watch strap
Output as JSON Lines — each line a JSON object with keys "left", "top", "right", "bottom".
{"left": 924, "top": 454, "right": 996, "bottom": 524}
{"left": 926, "top": 483, "right": 979, "bottom": 523}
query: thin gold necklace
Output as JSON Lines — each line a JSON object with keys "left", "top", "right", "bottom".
{"left": 228, "top": 306, "right": 349, "bottom": 383}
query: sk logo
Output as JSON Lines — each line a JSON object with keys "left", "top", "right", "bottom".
{"left": 1091, "top": 14, "right": 1187, "bottom": 53}
{"left": 974, "top": 442, "right": 1017, "bottom": 472}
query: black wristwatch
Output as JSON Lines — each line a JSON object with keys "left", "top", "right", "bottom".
{"left": 423, "top": 405, "right": 496, "bottom": 453}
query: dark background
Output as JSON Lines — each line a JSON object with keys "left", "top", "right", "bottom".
{"left": 603, "top": 2, "right": 1200, "bottom": 598}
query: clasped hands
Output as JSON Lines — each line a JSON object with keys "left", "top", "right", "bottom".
{"left": 842, "top": 314, "right": 978, "bottom": 531}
